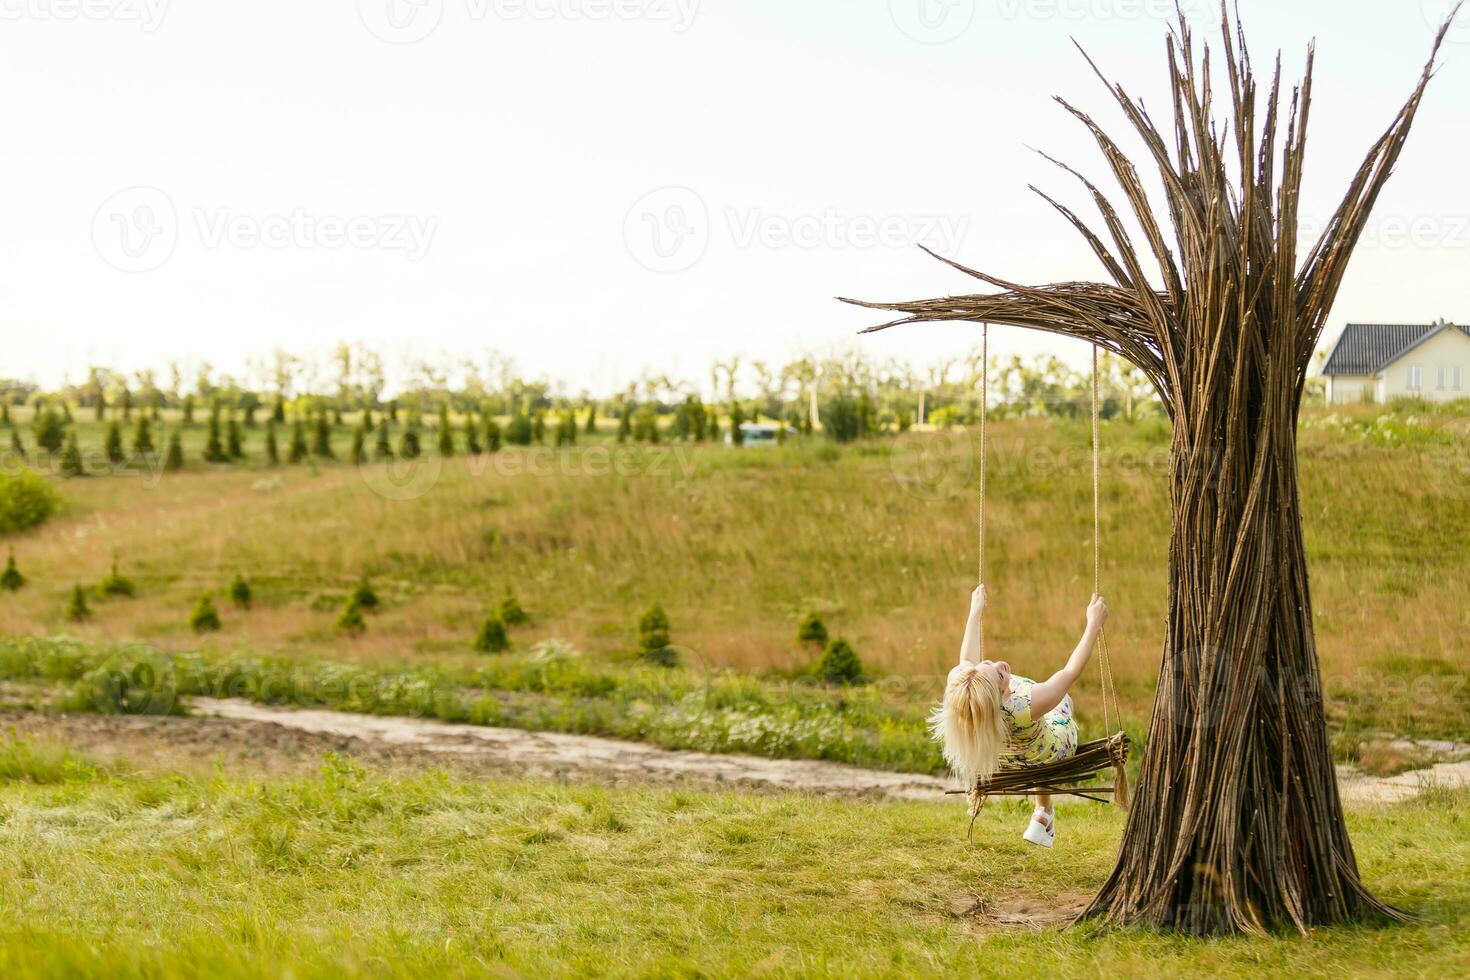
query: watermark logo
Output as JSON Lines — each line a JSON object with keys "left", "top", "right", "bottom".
{"left": 624, "top": 186, "right": 710, "bottom": 274}
{"left": 194, "top": 209, "right": 437, "bottom": 260}
{"left": 356, "top": 451, "right": 445, "bottom": 502}
{"left": 82, "top": 650, "right": 180, "bottom": 717}
{"left": 92, "top": 186, "right": 178, "bottom": 273}
{"left": 890, "top": 0, "right": 976, "bottom": 44}
{"left": 92, "top": 187, "right": 439, "bottom": 272}
{"left": 623, "top": 187, "right": 971, "bottom": 273}
{"left": 888, "top": 430, "right": 976, "bottom": 502}
{"left": 0, "top": 0, "right": 170, "bottom": 31}
{"left": 1423, "top": 0, "right": 1470, "bottom": 46}
{"left": 358, "top": 0, "right": 444, "bottom": 44}
{"left": 994, "top": 0, "right": 1209, "bottom": 23}
{"left": 358, "top": 0, "right": 700, "bottom": 44}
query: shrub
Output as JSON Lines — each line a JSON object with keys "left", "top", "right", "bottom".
{"left": 264, "top": 422, "right": 280, "bottom": 465}
{"left": 226, "top": 417, "right": 244, "bottom": 458}
{"left": 374, "top": 423, "right": 393, "bottom": 461}
{"left": 105, "top": 421, "right": 125, "bottom": 464}
{"left": 228, "top": 574, "right": 252, "bottom": 609}
{"left": 730, "top": 401, "right": 746, "bottom": 446}
{"left": 823, "top": 396, "right": 861, "bottom": 443}
{"left": 32, "top": 407, "right": 66, "bottom": 454}
{"left": 531, "top": 412, "right": 547, "bottom": 444}
{"left": 66, "top": 584, "right": 91, "bottom": 623}
{"left": 1, "top": 552, "right": 24, "bottom": 591}
{"left": 0, "top": 468, "right": 60, "bottom": 534}
{"left": 202, "top": 411, "right": 227, "bottom": 463}
{"left": 555, "top": 410, "right": 577, "bottom": 447}
{"left": 351, "top": 578, "right": 380, "bottom": 610}
{"left": 189, "top": 595, "right": 222, "bottom": 633}
{"left": 9, "top": 429, "right": 23, "bottom": 458}
{"left": 584, "top": 404, "right": 597, "bottom": 434}
{"left": 796, "top": 612, "right": 828, "bottom": 646}
{"left": 474, "top": 614, "right": 509, "bottom": 653}
{"left": 498, "top": 589, "right": 528, "bottom": 626}
{"left": 349, "top": 426, "right": 366, "bottom": 466}
{"left": 289, "top": 420, "right": 308, "bottom": 463}
{"left": 399, "top": 425, "right": 421, "bottom": 459}
{"left": 815, "top": 638, "right": 864, "bottom": 685}
{"left": 59, "top": 432, "right": 84, "bottom": 477}
{"left": 484, "top": 417, "right": 502, "bottom": 453}
{"left": 164, "top": 431, "right": 184, "bottom": 472}
{"left": 505, "top": 413, "right": 533, "bottom": 446}
{"left": 617, "top": 402, "right": 632, "bottom": 443}
{"left": 131, "top": 417, "right": 152, "bottom": 458}
{"left": 312, "top": 414, "right": 334, "bottom": 460}
{"left": 97, "top": 556, "right": 136, "bottom": 598}
{"left": 638, "top": 603, "right": 676, "bottom": 666}
{"left": 465, "top": 418, "right": 483, "bottom": 456}
{"left": 437, "top": 404, "right": 455, "bottom": 457}
{"left": 337, "top": 597, "right": 367, "bottom": 635}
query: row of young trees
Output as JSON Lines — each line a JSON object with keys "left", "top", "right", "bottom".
{"left": 2, "top": 348, "right": 1166, "bottom": 442}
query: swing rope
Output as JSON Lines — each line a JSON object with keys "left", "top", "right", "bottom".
{"left": 1090, "top": 345, "right": 1120, "bottom": 738}
{"left": 977, "top": 323, "right": 988, "bottom": 660}
{"left": 965, "top": 331, "right": 1130, "bottom": 816}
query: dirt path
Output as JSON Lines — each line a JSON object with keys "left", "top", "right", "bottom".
{"left": 194, "top": 699, "right": 955, "bottom": 800}
{"left": 10, "top": 699, "right": 1465, "bottom": 806}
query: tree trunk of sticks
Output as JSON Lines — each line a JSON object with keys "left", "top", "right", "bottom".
{"left": 1086, "top": 366, "right": 1387, "bottom": 934}
{"left": 844, "top": 6, "right": 1457, "bottom": 936}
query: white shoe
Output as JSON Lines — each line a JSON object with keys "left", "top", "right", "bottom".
{"left": 1022, "top": 806, "right": 1056, "bottom": 848}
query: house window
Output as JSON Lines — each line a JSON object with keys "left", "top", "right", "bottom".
{"left": 1454, "top": 366, "right": 1465, "bottom": 391}
{"left": 1438, "top": 365, "right": 1449, "bottom": 390}
{"left": 1407, "top": 365, "right": 1423, "bottom": 391}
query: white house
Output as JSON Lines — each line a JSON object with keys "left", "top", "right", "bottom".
{"left": 1321, "top": 320, "right": 1470, "bottom": 404}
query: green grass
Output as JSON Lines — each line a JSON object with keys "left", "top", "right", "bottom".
{"left": 0, "top": 734, "right": 1466, "bottom": 978}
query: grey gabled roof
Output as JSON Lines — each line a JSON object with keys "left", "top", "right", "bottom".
{"left": 1322, "top": 322, "right": 1470, "bottom": 376}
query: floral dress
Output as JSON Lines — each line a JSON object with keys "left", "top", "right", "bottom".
{"left": 1000, "top": 675, "right": 1079, "bottom": 767}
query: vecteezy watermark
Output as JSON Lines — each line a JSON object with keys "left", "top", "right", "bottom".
{"left": 891, "top": 0, "right": 1208, "bottom": 44}
{"left": 355, "top": 444, "right": 702, "bottom": 501}
{"left": 1423, "top": 0, "right": 1470, "bottom": 46}
{"left": 0, "top": 0, "right": 170, "bottom": 31}
{"left": 623, "top": 187, "right": 710, "bottom": 274}
{"left": 1299, "top": 214, "right": 1470, "bottom": 251}
{"left": 888, "top": 429, "right": 977, "bottom": 502}
{"left": 889, "top": 0, "right": 976, "bottom": 44}
{"left": 92, "top": 187, "right": 438, "bottom": 272}
{"left": 357, "top": 0, "right": 700, "bottom": 44}
{"left": 623, "top": 187, "right": 971, "bottom": 273}
{"left": 92, "top": 186, "right": 178, "bottom": 273}
{"left": 194, "top": 209, "right": 437, "bottom": 260}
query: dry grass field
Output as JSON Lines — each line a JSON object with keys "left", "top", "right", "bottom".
{"left": 2, "top": 403, "right": 1466, "bottom": 740}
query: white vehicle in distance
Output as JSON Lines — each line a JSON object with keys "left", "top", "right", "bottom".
{"left": 726, "top": 423, "right": 789, "bottom": 447}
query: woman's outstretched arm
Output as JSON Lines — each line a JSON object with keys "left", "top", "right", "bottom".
{"left": 958, "top": 585, "right": 987, "bottom": 665}
{"left": 1029, "top": 595, "right": 1108, "bottom": 717}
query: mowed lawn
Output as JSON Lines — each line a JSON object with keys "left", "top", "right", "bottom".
{"left": 0, "top": 735, "right": 1466, "bottom": 979}
{"left": 3, "top": 406, "right": 1468, "bottom": 738}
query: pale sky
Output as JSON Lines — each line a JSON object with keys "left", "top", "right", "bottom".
{"left": 2, "top": 0, "right": 1467, "bottom": 396}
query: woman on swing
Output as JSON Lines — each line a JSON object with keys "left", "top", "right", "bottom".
{"left": 932, "top": 583, "right": 1109, "bottom": 848}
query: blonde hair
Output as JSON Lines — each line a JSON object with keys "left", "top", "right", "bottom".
{"left": 930, "top": 664, "right": 1007, "bottom": 787}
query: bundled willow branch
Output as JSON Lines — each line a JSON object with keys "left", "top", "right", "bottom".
{"left": 947, "top": 734, "right": 1131, "bottom": 803}
{"left": 844, "top": 1, "right": 1458, "bottom": 937}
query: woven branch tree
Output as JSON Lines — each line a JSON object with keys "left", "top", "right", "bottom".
{"left": 844, "top": 6, "right": 1457, "bottom": 937}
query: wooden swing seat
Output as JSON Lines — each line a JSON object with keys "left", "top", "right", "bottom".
{"left": 945, "top": 732, "right": 1132, "bottom": 807}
